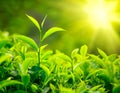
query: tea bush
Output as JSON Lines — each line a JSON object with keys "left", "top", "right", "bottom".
{"left": 0, "top": 15, "right": 120, "bottom": 93}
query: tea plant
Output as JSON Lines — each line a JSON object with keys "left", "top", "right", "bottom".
{"left": 0, "top": 15, "right": 120, "bottom": 93}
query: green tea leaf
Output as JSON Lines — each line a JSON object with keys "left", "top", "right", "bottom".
{"left": 41, "top": 15, "right": 47, "bottom": 28}
{"left": 15, "top": 35, "right": 38, "bottom": 51}
{"left": 59, "top": 84, "right": 75, "bottom": 93}
{"left": 71, "top": 48, "right": 79, "bottom": 59}
{"left": 0, "top": 53, "right": 12, "bottom": 64}
{"left": 90, "top": 85, "right": 102, "bottom": 91}
{"left": 42, "top": 27, "right": 65, "bottom": 41}
{"left": 40, "top": 44, "right": 48, "bottom": 52}
{"left": 40, "top": 64, "right": 50, "bottom": 76}
{"left": 0, "top": 55, "right": 9, "bottom": 64}
{"left": 50, "top": 83, "right": 56, "bottom": 92}
{"left": 41, "top": 50, "right": 53, "bottom": 60}
{"left": 26, "top": 14, "right": 41, "bottom": 31}
{"left": 97, "top": 48, "right": 107, "bottom": 59}
{"left": 31, "top": 84, "right": 38, "bottom": 93}
{"left": 113, "top": 84, "right": 120, "bottom": 93}
{"left": 75, "top": 81, "right": 87, "bottom": 93}
{"left": 80, "top": 45, "right": 88, "bottom": 56}
{"left": 90, "top": 54, "right": 105, "bottom": 68}
{"left": 22, "top": 58, "right": 33, "bottom": 74}
{"left": 108, "top": 54, "right": 117, "bottom": 62}
{"left": 86, "top": 69, "right": 103, "bottom": 79}
{"left": 21, "top": 74, "right": 30, "bottom": 87}
{"left": 14, "top": 90, "right": 27, "bottom": 93}
{"left": 0, "top": 80, "right": 23, "bottom": 89}
{"left": 0, "top": 40, "right": 8, "bottom": 49}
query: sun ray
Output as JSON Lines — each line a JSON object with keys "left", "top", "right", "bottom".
{"left": 53, "top": 0, "right": 120, "bottom": 53}
{"left": 83, "top": 0, "right": 119, "bottom": 30}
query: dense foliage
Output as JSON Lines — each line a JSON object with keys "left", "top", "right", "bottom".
{"left": 0, "top": 15, "right": 120, "bottom": 93}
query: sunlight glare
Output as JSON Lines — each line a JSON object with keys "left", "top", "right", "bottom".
{"left": 84, "top": 0, "right": 118, "bottom": 30}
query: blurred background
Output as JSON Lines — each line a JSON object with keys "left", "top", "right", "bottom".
{"left": 1, "top": 0, "right": 120, "bottom": 55}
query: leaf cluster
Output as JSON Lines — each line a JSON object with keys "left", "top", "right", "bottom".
{"left": 0, "top": 15, "right": 120, "bottom": 93}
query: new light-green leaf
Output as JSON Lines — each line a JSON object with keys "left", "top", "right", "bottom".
{"left": 0, "top": 80, "right": 23, "bottom": 89}
{"left": 42, "top": 27, "right": 65, "bottom": 41}
{"left": 80, "top": 45, "right": 88, "bottom": 56}
{"left": 26, "top": 14, "right": 41, "bottom": 31}
{"left": 97, "top": 48, "right": 107, "bottom": 59}
{"left": 15, "top": 35, "right": 38, "bottom": 52}
{"left": 41, "top": 15, "right": 47, "bottom": 28}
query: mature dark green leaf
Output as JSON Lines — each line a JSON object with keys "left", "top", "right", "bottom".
{"left": 21, "top": 74, "right": 30, "bottom": 87}
{"left": 42, "top": 27, "right": 65, "bottom": 41}
{"left": 14, "top": 90, "right": 27, "bottom": 93}
{"left": 113, "top": 85, "right": 120, "bottom": 93}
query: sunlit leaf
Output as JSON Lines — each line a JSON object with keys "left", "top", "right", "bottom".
{"left": 40, "top": 44, "right": 48, "bottom": 52}
{"left": 22, "top": 58, "right": 33, "bottom": 74}
{"left": 108, "top": 54, "right": 117, "bottom": 62}
{"left": 86, "top": 69, "right": 103, "bottom": 79}
{"left": 97, "top": 48, "right": 107, "bottom": 60}
{"left": 42, "top": 27, "right": 65, "bottom": 41}
{"left": 80, "top": 45, "right": 88, "bottom": 56}
{"left": 41, "top": 15, "right": 47, "bottom": 28}
{"left": 0, "top": 80, "right": 23, "bottom": 89}
{"left": 41, "top": 50, "right": 53, "bottom": 60}
{"left": 0, "top": 54, "right": 12, "bottom": 64}
{"left": 40, "top": 64, "right": 50, "bottom": 76}
{"left": 71, "top": 48, "right": 79, "bottom": 59}
{"left": 0, "top": 55, "right": 9, "bottom": 64}
{"left": 90, "top": 54, "right": 105, "bottom": 68}
{"left": 26, "top": 14, "right": 41, "bottom": 31}
{"left": 50, "top": 83, "right": 56, "bottom": 92}
{"left": 90, "top": 85, "right": 102, "bottom": 91}
{"left": 55, "top": 51, "right": 72, "bottom": 63}
{"left": 15, "top": 35, "right": 38, "bottom": 51}
{"left": 75, "top": 81, "right": 88, "bottom": 93}
{"left": 31, "top": 84, "right": 38, "bottom": 93}
{"left": 0, "top": 40, "right": 8, "bottom": 49}
{"left": 59, "top": 84, "right": 75, "bottom": 93}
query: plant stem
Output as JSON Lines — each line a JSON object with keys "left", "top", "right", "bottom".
{"left": 38, "top": 28, "right": 42, "bottom": 66}
{"left": 72, "top": 61, "right": 74, "bottom": 72}
{"left": 38, "top": 49, "right": 40, "bottom": 66}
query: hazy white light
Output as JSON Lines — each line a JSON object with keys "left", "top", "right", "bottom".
{"left": 84, "top": 0, "right": 118, "bottom": 30}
